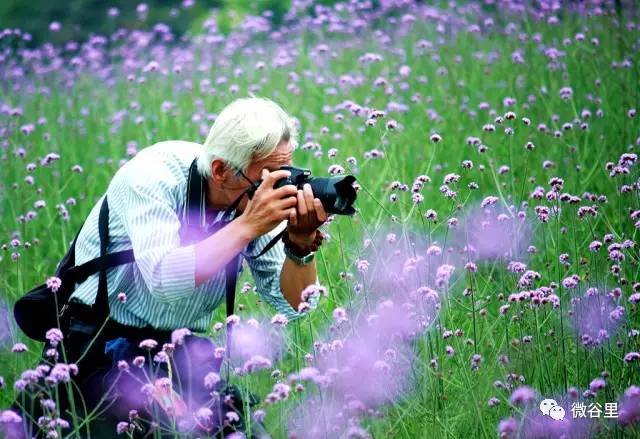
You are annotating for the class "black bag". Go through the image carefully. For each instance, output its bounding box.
[13,228,79,342]
[13,197,135,342]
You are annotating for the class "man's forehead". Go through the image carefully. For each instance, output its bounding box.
[254,143,293,166]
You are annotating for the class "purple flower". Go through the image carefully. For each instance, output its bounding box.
[116,421,130,434]
[46,276,62,293]
[253,409,266,423]
[242,355,272,373]
[171,328,191,345]
[0,410,22,423]
[301,284,320,302]
[488,397,501,407]
[11,343,28,353]
[13,380,27,391]
[138,339,158,350]
[435,264,455,289]
[46,328,64,346]
[464,262,477,273]
[510,385,537,405]
[443,173,460,184]
[140,383,155,397]
[226,314,240,326]
[589,378,606,393]
[572,293,624,348]
[356,259,370,273]
[40,399,56,411]
[481,196,499,208]
[498,417,517,438]
[507,261,527,273]
[225,411,240,423]
[618,385,640,426]
[471,354,482,371]
[623,352,640,364]
[332,307,348,324]
[195,407,214,429]
[49,363,71,383]
[270,313,289,327]
[204,372,220,390]
[424,209,437,221]
[153,351,169,363]
[562,274,580,289]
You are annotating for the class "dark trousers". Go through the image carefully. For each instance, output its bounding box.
[11,303,249,439]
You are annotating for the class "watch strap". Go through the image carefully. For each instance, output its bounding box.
[284,245,315,266]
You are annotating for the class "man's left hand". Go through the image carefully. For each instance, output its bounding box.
[287,183,327,246]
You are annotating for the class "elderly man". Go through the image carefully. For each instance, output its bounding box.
[28,97,327,438]
[71,96,325,330]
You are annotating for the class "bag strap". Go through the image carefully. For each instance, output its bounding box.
[181,158,242,320]
[182,154,207,231]
[180,158,247,362]
[94,196,112,317]
[224,253,240,361]
[69,153,205,310]
[64,250,135,285]
[63,196,135,317]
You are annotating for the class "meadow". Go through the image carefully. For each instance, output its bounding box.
[0,0,639,438]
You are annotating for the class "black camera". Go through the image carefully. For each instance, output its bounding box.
[268,166,357,215]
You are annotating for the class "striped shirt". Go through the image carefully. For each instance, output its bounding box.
[70,140,316,331]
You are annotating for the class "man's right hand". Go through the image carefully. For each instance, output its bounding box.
[238,168,298,239]
[195,169,298,288]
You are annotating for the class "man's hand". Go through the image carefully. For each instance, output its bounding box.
[238,168,299,239]
[287,183,327,246]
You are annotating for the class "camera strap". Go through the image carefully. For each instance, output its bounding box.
[182,158,293,374]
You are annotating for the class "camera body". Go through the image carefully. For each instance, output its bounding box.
[272,165,313,189]
[269,165,357,215]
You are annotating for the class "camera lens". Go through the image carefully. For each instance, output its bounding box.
[308,175,357,215]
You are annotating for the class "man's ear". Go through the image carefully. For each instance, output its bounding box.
[211,159,229,184]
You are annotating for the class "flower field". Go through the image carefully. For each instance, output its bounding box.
[0,1,639,438]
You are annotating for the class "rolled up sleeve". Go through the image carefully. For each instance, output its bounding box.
[246,221,320,322]
[109,161,196,304]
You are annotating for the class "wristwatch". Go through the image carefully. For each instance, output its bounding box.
[282,230,323,266]
[283,245,315,266]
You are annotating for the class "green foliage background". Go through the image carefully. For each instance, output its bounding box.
[0,1,639,438]
[0,0,305,46]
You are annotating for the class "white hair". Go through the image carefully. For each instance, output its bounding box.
[197,96,299,178]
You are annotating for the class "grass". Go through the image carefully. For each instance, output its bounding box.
[0,1,639,438]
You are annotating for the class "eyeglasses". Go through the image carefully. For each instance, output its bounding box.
[229,165,261,199]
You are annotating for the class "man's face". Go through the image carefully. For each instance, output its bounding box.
[222,140,294,212]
